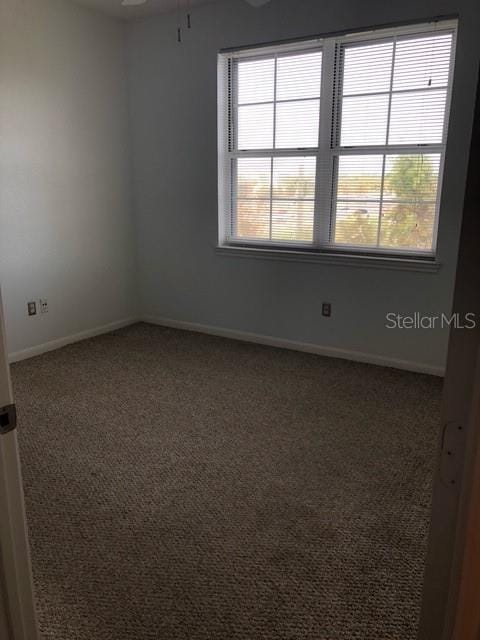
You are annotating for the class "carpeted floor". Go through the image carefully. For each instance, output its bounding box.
[11,322,442,640]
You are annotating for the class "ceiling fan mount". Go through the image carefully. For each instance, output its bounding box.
[121,0,273,6]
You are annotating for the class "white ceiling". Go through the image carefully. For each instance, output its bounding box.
[70,0,220,20]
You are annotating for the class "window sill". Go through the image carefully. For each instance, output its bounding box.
[215,245,442,272]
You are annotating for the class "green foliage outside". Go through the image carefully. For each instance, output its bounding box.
[237,155,437,249]
[335,155,437,249]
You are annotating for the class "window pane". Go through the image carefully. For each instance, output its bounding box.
[336,155,383,200]
[393,34,453,91]
[237,103,274,150]
[237,58,275,104]
[384,154,441,201]
[340,94,389,146]
[237,158,271,199]
[379,202,435,250]
[334,201,380,246]
[271,200,314,242]
[272,157,316,199]
[342,42,393,95]
[333,154,439,251]
[236,200,270,239]
[389,90,447,144]
[276,51,322,100]
[225,27,455,255]
[275,99,320,148]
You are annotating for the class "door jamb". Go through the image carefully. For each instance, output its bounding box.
[419,65,480,640]
[0,290,39,640]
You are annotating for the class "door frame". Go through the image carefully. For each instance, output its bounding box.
[419,66,480,640]
[0,289,39,640]
[452,356,480,640]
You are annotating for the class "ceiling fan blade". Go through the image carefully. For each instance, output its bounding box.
[245,0,272,7]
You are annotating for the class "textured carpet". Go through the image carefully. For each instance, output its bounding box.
[11,322,441,640]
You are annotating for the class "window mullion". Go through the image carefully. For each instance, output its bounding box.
[232,148,320,158]
[231,60,239,242]
[377,36,397,247]
[314,39,336,248]
[270,56,278,241]
[376,156,387,248]
[331,144,443,156]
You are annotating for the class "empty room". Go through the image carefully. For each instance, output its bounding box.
[0,0,479,639]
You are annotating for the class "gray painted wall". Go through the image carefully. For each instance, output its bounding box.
[0,0,137,356]
[127,0,479,373]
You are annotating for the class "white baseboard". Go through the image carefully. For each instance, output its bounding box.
[8,313,445,376]
[143,315,445,377]
[9,317,138,364]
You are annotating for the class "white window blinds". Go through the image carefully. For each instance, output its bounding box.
[229,48,322,244]
[218,21,457,258]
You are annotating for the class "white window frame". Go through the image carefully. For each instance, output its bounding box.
[217,19,457,265]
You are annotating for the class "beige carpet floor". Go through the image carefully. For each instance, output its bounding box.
[11,322,442,639]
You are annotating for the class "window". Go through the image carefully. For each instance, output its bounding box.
[217,21,457,260]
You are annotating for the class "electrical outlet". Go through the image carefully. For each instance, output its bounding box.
[39,299,49,314]
[27,301,37,317]
[322,302,332,318]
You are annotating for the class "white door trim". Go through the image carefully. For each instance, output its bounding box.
[0,290,39,640]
